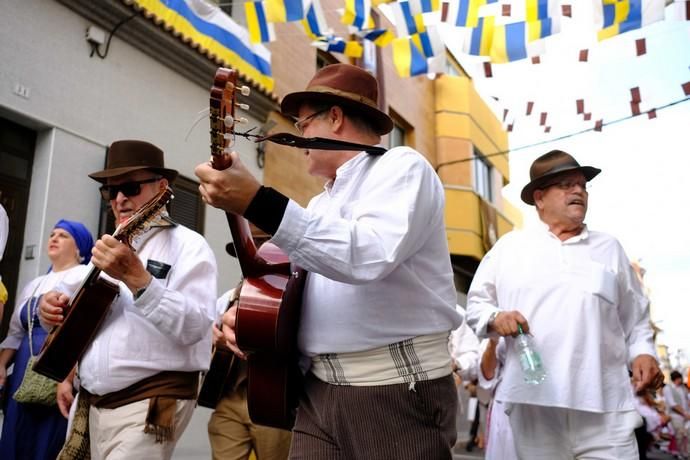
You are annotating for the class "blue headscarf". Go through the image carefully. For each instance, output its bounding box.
[54,219,94,265]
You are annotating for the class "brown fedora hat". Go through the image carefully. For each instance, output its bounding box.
[89,140,178,183]
[521,150,601,205]
[280,63,394,135]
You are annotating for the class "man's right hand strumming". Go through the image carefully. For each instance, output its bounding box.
[221,305,247,360]
[39,290,70,327]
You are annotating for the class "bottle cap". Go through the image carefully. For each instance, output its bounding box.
[517,324,524,335]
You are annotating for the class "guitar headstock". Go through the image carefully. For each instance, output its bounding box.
[113,183,174,245]
[210,67,251,171]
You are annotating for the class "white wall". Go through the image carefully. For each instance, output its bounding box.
[1,0,263,299]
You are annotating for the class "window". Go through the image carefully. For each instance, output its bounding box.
[387,109,412,149]
[473,149,493,202]
[169,176,205,234]
[389,124,405,148]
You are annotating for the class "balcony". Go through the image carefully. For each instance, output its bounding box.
[444,186,514,261]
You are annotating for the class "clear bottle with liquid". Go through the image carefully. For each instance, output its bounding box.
[516,324,546,384]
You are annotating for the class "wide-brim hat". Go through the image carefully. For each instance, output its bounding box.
[280,64,394,136]
[521,150,601,205]
[88,140,178,183]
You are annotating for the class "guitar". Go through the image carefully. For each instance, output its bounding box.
[33,184,173,382]
[198,287,240,409]
[206,67,305,429]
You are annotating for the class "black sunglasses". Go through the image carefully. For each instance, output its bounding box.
[99,177,161,201]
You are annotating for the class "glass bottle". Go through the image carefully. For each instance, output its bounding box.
[516,324,546,384]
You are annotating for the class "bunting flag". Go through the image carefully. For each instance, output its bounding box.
[392,37,429,76]
[342,0,373,30]
[264,0,305,22]
[361,28,395,46]
[132,0,273,90]
[490,18,557,62]
[302,0,332,39]
[408,0,441,14]
[666,0,690,20]
[441,0,489,27]
[246,1,276,43]
[461,15,495,56]
[313,37,364,57]
[411,26,445,57]
[390,1,427,36]
[493,0,561,24]
[597,0,665,41]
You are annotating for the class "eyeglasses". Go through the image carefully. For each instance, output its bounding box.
[541,178,588,191]
[293,109,328,134]
[99,177,161,201]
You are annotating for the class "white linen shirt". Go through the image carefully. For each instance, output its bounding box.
[271,147,462,357]
[1,265,90,350]
[466,222,655,413]
[450,306,480,381]
[76,224,217,395]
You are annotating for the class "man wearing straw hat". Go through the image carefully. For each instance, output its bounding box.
[40,140,217,459]
[466,150,661,459]
[196,63,463,459]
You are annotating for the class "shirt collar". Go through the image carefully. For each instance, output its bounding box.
[324,150,369,192]
[533,219,589,243]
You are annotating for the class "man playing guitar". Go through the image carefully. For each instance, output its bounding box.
[40,140,217,459]
[196,64,463,459]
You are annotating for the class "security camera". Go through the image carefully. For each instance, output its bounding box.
[86,26,106,46]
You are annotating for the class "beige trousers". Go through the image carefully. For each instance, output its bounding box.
[208,386,292,460]
[88,398,196,460]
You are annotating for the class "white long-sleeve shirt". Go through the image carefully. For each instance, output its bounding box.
[466,222,655,413]
[271,147,462,357]
[77,224,217,395]
[450,307,479,382]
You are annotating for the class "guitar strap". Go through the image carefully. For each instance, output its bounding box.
[257,132,387,156]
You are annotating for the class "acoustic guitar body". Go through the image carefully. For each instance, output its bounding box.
[33,276,119,382]
[235,243,306,429]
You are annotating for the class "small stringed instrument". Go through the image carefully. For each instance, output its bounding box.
[33,184,173,382]
[204,67,305,429]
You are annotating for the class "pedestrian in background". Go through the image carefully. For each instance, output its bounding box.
[0,219,93,459]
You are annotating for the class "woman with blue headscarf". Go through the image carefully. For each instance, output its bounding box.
[0,219,93,459]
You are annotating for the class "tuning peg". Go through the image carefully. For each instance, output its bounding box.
[239,86,251,96]
[236,103,249,110]
[224,115,234,127]
[237,117,248,124]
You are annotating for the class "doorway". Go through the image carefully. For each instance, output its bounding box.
[0,117,36,340]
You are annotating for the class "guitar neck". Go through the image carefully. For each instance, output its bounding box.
[225,212,289,278]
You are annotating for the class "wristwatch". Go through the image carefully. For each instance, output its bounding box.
[487,311,501,330]
[133,278,152,300]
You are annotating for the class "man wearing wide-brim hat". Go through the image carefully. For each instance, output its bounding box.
[39,139,217,458]
[466,150,661,459]
[196,63,462,458]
